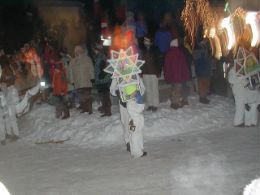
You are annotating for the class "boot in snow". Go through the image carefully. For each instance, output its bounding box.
[141,151,148,157]
[0,140,6,145]
[126,142,130,152]
[10,135,19,142]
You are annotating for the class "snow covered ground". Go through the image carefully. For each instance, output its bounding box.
[20,95,234,148]
[0,95,259,195]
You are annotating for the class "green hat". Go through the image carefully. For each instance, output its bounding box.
[123,84,137,95]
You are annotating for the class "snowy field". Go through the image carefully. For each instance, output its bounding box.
[0,95,259,195]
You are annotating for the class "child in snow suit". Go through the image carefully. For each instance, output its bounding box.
[52,61,70,119]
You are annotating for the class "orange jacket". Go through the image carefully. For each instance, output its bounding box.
[52,62,68,96]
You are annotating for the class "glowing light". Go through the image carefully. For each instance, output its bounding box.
[104,47,145,102]
[0,182,11,195]
[221,16,235,50]
[40,81,46,87]
[209,27,216,38]
[245,12,259,47]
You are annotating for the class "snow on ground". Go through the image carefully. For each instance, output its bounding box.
[244,178,260,195]
[19,95,234,148]
[0,94,259,195]
[0,125,258,195]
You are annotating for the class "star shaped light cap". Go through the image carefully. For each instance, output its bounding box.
[104,46,145,78]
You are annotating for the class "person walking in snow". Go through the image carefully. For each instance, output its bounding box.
[110,79,147,158]
[228,65,260,127]
[52,59,70,119]
[70,45,94,114]
[164,39,190,109]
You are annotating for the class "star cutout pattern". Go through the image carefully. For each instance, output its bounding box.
[104,46,145,102]
[234,47,260,88]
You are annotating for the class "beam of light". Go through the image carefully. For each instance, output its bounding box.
[245,12,259,47]
[221,16,236,50]
[0,182,11,195]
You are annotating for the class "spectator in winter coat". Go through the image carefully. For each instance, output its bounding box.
[228,65,260,127]
[164,39,190,109]
[135,12,148,47]
[70,45,94,114]
[93,44,112,117]
[52,60,70,119]
[141,37,160,111]
[193,38,211,104]
[154,26,172,75]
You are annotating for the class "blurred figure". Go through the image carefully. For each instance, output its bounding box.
[1,83,19,141]
[141,37,160,111]
[164,39,190,109]
[228,65,260,127]
[52,59,70,119]
[93,43,112,117]
[70,45,94,114]
[0,88,7,145]
[135,11,148,47]
[154,23,172,75]
[193,38,211,104]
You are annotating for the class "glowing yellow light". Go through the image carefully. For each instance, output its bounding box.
[221,16,235,50]
[209,27,216,38]
[245,12,259,47]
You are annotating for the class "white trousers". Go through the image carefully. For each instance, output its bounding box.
[0,113,5,141]
[5,105,19,137]
[127,101,145,158]
[119,104,130,144]
[143,74,159,107]
[232,86,259,126]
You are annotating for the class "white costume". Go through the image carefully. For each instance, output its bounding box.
[2,85,19,137]
[0,91,7,143]
[228,67,260,126]
[127,100,145,158]
[0,82,40,141]
[110,78,146,157]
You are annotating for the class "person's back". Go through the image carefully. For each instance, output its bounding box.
[164,43,189,84]
[154,28,172,54]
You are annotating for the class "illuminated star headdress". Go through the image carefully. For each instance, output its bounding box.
[104,46,145,102]
[234,47,260,88]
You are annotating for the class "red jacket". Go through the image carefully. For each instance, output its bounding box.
[52,62,68,96]
[164,47,190,84]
